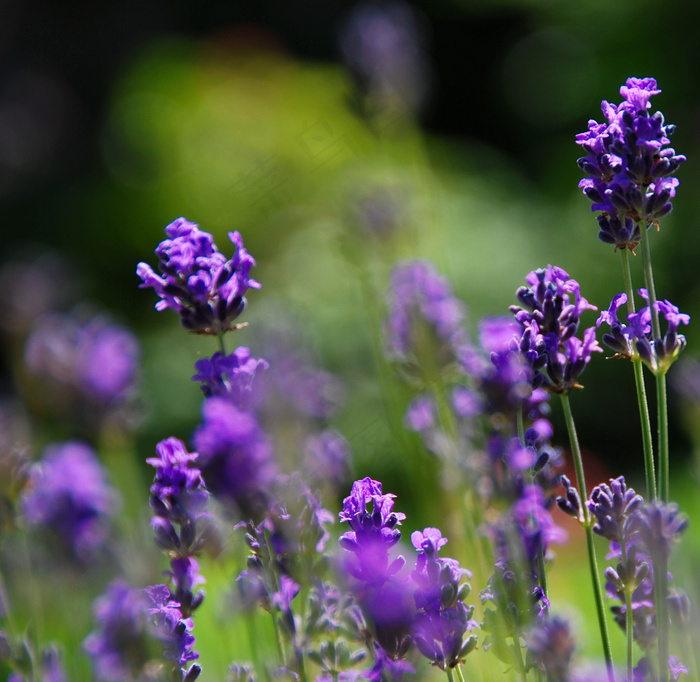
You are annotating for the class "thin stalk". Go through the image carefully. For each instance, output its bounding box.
[639,219,661,340]
[560,394,615,682]
[446,668,456,682]
[638,222,671,503]
[454,664,467,682]
[218,332,228,356]
[625,593,633,682]
[620,248,657,499]
[656,371,670,503]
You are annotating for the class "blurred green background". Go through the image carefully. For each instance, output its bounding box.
[2,0,700,677]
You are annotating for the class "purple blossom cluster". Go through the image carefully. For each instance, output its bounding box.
[511,265,601,393]
[597,290,690,373]
[576,77,686,250]
[137,217,260,334]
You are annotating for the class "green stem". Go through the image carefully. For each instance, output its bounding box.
[560,394,615,682]
[454,664,467,682]
[218,332,228,356]
[620,249,657,499]
[639,217,661,340]
[656,371,670,503]
[634,359,657,500]
[446,668,456,682]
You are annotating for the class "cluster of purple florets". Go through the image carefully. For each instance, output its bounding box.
[510,264,601,393]
[576,77,686,251]
[137,217,260,334]
[597,290,690,374]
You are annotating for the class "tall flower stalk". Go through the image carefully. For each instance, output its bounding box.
[576,77,687,502]
[511,265,614,680]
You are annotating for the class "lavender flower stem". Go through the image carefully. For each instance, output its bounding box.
[217,332,228,356]
[639,217,671,502]
[454,664,467,682]
[620,248,657,499]
[560,394,615,682]
[656,371,670,503]
[639,217,662,341]
[446,668,456,682]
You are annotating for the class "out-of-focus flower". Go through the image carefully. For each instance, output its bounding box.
[137,217,259,334]
[386,260,467,362]
[24,312,140,404]
[192,348,268,407]
[22,441,119,560]
[83,581,150,681]
[193,397,276,520]
[340,1,431,120]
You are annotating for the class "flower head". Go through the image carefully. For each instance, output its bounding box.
[577,77,686,250]
[137,218,260,334]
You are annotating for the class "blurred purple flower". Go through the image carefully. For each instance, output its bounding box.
[340,1,431,118]
[385,261,467,362]
[22,441,118,560]
[193,397,277,520]
[24,312,140,404]
[83,581,150,681]
[192,347,268,407]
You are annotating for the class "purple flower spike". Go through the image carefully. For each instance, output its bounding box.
[137,218,260,334]
[577,77,686,250]
[511,267,600,392]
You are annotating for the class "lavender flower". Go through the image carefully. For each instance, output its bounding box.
[597,290,690,372]
[137,217,260,334]
[410,528,477,670]
[385,261,467,362]
[193,397,276,520]
[577,77,686,250]
[22,441,119,560]
[24,312,140,404]
[302,429,351,489]
[511,266,601,393]
[340,1,431,119]
[83,581,150,681]
[145,583,200,677]
[338,477,406,586]
[526,616,576,682]
[148,437,209,616]
[192,347,268,406]
[338,479,415,661]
